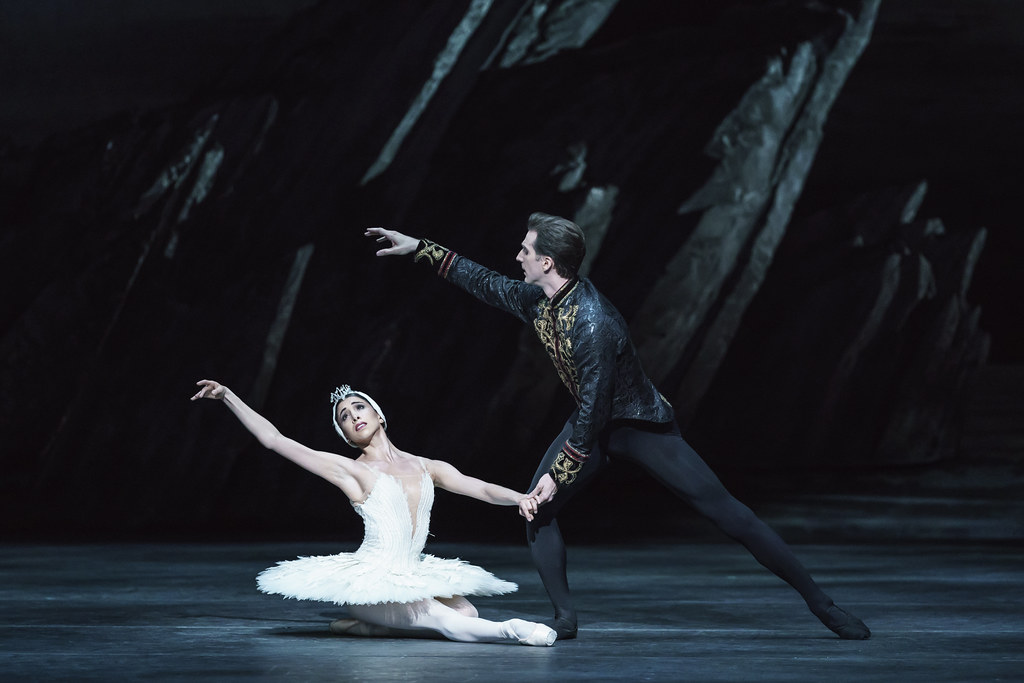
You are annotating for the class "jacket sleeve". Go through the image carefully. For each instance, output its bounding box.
[413,239,540,323]
[549,318,618,487]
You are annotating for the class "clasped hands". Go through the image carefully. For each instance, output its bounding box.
[517,474,558,521]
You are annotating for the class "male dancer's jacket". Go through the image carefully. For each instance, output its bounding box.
[415,240,674,486]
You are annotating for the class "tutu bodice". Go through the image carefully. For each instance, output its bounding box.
[352,471,433,571]
[256,461,517,606]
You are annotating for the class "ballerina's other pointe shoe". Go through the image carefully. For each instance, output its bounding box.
[508,618,557,646]
[330,618,391,637]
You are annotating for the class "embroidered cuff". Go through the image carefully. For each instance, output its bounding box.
[414,239,456,277]
[550,452,582,486]
[549,443,589,486]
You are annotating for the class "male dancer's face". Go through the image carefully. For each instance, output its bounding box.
[516,230,547,285]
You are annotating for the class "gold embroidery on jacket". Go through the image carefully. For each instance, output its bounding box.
[414,240,448,266]
[533,301,580,403]
[551,452,583,486]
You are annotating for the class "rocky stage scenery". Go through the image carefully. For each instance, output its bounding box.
[1,0,1020,539]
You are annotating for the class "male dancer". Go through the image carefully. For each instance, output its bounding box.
[365,213,870,641]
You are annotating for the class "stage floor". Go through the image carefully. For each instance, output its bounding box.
[2,540,1022,681]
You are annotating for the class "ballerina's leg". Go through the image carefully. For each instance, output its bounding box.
[330,595,476,638]
[347,599,554,645]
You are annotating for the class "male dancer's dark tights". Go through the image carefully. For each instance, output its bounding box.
[527,418,835,633]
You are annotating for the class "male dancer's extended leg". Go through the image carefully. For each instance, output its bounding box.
[526,418,604,639]
[608,421,870,640]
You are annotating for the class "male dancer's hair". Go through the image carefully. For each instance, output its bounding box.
[527,212,586,279]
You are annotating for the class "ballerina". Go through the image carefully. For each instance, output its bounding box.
[191,379,556,646]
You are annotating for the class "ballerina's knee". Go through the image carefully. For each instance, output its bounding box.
[437,595,478,618]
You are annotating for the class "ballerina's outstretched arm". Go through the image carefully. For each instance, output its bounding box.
[191,379,370,502]
[423,458,539,521]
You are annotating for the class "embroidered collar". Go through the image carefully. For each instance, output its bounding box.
[548,277,579,308]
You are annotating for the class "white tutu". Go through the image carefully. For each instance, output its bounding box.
[257,470,517,605]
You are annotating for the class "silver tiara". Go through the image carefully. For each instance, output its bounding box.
[330,385,353,405]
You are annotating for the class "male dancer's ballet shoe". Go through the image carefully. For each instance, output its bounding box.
[542,616,578,640]
[818,605,871,640]
[506,619,557,646]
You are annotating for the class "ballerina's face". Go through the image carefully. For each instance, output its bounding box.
[335,396,384,444]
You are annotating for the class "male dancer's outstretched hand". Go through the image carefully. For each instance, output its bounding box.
[528,474,558,506]
[192,379,227,401]
[365,227,418,256]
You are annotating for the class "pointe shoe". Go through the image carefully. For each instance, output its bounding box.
[819,605,871,640]
[508,619,557,646]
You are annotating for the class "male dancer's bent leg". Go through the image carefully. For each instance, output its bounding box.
[607,420,869,640]
[526,418,604,639]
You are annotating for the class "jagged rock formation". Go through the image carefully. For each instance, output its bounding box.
[632,2,879,419]
[0,0,987,537]
[692,181,989,470]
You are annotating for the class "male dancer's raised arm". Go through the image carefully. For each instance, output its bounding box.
[368,227,543,323]
[365,225,613,502]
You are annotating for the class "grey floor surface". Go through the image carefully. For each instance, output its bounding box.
[2,538,1022,682]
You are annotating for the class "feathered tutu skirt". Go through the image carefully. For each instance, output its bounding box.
[256,550,518,606]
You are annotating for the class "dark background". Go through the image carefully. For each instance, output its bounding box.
[1,0,1020,543]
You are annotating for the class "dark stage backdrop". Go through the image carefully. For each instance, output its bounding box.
[1,0,1020,541]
